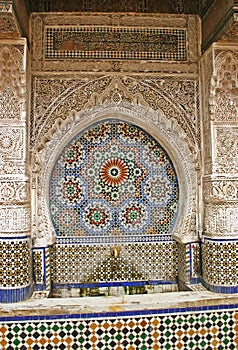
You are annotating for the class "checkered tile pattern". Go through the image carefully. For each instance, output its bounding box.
[33,249,44,284]
[0,238,31,288]
[202,239,238,286]
[0,309,237,349]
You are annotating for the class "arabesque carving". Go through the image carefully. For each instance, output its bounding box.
[202,48,238,240]
[31,75,199,152]
[214,127,238,174]
[210,50,238,122]
[204,203,238,237]
[0,205,31,233]
[0,180,29,203]
[204,179,238,202]
[0,126,25,160]
[0,44,25,95]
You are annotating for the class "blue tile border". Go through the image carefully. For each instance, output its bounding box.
[202,279,238,294]
[0,285,33,303]
[203,236,238,243]
[52,279,178,289]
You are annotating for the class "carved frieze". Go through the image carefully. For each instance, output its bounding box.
[30,13,199,73]
[0,180,29,203]
[0,205,31,233]
[204,203,238,237]
[203,178,238,202]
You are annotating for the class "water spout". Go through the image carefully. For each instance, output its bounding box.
[111,246,121,258]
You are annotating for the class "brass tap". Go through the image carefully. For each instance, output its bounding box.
[111,246,121,258]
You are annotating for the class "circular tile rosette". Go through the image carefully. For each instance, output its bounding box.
[49,120,179,237]
[118,199,150,233]
[80,199,114,234]
[52,174,87,209]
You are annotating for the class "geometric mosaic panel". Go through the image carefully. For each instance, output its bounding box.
[51,241,178,284]
[191,243,201,279]
[202,239,238,286]
[0,309,237,349]
[0,238,31,288]
[33,249,44,284]
[50,120,179,238]
[45,27,187,61]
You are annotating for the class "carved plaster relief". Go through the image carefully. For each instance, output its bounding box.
[31,75,200,153]
[0,205,31,234]
[210,50,238,122]
[214,126,238,174]
[0,44,25,93]
[202,48,238,239]
[204,204,238,237]
[0,126,25,160]
[0,180,29,203]
[204,179,238,202]
[0,2,22,38]
[0,43,26,121]
[0,87,21,119]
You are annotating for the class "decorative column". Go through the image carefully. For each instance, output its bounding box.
[177,242,201,290]
[0,39,32,302]
[201,45,238,293]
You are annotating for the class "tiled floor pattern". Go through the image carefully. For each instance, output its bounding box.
[0,309,237,349]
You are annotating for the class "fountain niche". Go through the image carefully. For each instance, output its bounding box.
[49,119,179,297]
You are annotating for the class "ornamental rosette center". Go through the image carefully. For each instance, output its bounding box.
[100,158,129,187]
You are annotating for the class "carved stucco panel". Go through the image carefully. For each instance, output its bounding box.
[204,178,238,202]
[0,43,27,121]
[213,126,238,174]
[0,44,26,94]
[0,180,29,203]
[202,48,238,239]
[30,76,91,146]
[0,87,21,119]
[0,205,31,234]
[210,50,238,122]
[200,47,214,175]
[0,126,25,160]
[31,75,199,152]
[204,203,238,237]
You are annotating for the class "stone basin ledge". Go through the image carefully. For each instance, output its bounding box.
[0,291,237,317]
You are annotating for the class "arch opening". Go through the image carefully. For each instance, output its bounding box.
[49,119,181,297]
